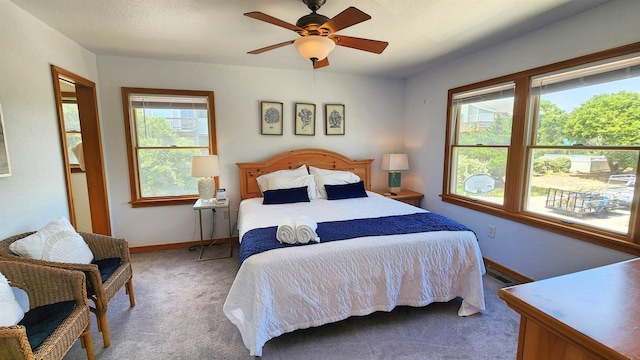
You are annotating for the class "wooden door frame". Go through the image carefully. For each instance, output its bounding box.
[51,65,111,235]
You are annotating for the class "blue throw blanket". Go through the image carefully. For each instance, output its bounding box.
[239,212,471,264]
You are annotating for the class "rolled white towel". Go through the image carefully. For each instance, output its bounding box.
[295,215,320,244]
[276,217,296,244]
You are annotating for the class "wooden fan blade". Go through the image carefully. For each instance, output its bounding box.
[313,57,330,69]
[248,40,295,54]
[332,35,388,54]
[321,7,370,33]
[244,11,304,32]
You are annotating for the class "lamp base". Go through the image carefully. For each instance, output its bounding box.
[198,177,216,202]
[387,172,402,195]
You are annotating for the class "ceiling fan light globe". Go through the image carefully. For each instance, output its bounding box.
[294,35,335,62]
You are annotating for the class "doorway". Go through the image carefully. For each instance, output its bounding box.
[51,65,111,235]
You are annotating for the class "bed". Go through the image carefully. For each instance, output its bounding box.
[223,148,485,356]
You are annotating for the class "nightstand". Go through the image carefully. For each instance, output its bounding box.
[192,199,232,261]
[374,189,424,207]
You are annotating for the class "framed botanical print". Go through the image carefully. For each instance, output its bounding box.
[325,104,345,135]
[295,103,315,136]
[261,101,283,135]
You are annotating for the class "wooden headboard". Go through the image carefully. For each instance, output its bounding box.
[237,148,374,200]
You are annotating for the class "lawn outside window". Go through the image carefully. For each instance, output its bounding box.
[442,42,640,255]
[122,88,217,207]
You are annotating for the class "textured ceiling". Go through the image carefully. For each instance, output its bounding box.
[10,0,612,78]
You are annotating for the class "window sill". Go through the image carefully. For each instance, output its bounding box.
[129,196,199,208]
[441,194,640,256]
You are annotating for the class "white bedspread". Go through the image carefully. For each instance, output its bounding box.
[224,192,485,356]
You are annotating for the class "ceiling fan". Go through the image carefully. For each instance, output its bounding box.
[244,0,388,69]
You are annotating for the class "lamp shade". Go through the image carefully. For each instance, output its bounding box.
[381,154,409,171]
[294,35,336,62]
[190,155,220,177]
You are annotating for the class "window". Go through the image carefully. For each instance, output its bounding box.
[525,57,640,236]
[443,43,640,254]
[122,88,217,207]
[449,82,515,205]
[59,90,84,172]
[63,100,82,169]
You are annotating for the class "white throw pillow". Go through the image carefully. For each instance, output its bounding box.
[268,174,317,200]
[256,164,308,194]
[9,217,94,264]
[0,272,25,326]
[12,287,29,313]
[309,166,361,199]
[42,229,94,264]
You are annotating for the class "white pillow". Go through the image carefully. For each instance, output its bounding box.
[9,217,94,264]
[309,166,361,199]
[12,287,29,313]
[256,164,308,194]
[268,174,317,200]
[0,272,25,326]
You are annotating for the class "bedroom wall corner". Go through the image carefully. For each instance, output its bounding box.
[0,0,99,239]
[402,0,640,279]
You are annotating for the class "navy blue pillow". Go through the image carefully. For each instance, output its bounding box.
[263,186,310,205]
[325,181,368,200]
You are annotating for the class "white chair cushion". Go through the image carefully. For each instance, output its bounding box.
[12,287,29,313]
[9,218,94,264]
[0,272,25,326]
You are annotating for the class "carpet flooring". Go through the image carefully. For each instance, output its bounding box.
[63,245,520,360]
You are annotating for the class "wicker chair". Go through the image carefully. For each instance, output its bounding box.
[0,232,135,348]
[0,260,95,360]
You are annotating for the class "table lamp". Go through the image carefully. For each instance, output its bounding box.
[381,153,409,195]
[191,155,220,203]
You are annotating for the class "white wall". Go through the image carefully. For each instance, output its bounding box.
[404,0,639,280]
[96,56,406,247]
[0,0,98,239]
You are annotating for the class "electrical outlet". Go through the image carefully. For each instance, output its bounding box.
[224,210,229,219]
[488,225,496,238]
